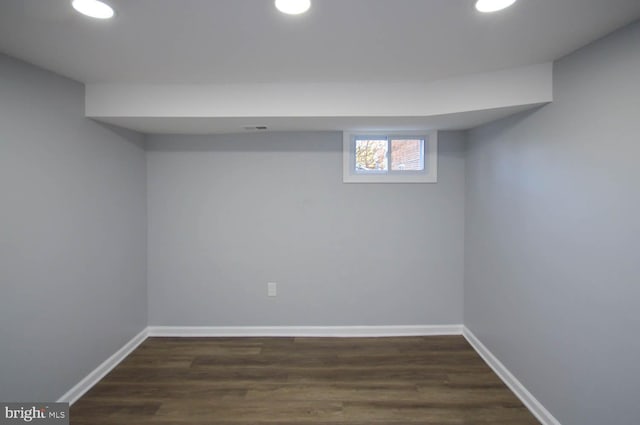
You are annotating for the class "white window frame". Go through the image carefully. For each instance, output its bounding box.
[343,130,438,183]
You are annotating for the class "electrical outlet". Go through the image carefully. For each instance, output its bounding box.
[267,282,277,297]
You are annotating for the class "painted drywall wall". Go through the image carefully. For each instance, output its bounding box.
[147,131,465,326]
[465,22,640,425]
[0,54,147,401]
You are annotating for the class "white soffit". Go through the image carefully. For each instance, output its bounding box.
[86,63,552,134]
[92,105,543,135]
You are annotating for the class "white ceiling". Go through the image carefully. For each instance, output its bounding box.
[1,0,638,134]
[1,0,639,85]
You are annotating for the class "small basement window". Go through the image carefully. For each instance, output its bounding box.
[343,131,437,183]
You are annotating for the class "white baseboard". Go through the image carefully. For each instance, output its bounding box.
[147,324,463,338]
[462,327,562,425]
[57,328,149,406]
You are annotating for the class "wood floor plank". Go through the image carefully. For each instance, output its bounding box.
[101,366,290,384]
[81,383,248,401]
[155,400,344,422]
[70,336,540,425]
[343,402,539,423]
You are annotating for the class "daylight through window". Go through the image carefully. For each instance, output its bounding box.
[343,131,437,183]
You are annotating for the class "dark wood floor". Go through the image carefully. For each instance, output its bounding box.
[71,336,540,424]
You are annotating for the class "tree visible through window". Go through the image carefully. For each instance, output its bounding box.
[354,137,424,173]
[344,131,437,183]
[355,139,388,171]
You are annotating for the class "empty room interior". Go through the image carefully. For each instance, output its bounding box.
[1,1,639,424]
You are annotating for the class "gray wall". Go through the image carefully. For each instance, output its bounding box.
[0,55,147,401]
[465,22,640,425]
[147,131,465,326]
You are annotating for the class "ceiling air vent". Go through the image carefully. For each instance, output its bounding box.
[243,126,268,131]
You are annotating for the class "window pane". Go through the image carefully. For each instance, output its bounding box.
[391,139,424,171]
[355,139,388,171]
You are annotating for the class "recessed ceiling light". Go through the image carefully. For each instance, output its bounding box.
[475,0,517,13]
[275,0,311,15]
[72,0,115,19]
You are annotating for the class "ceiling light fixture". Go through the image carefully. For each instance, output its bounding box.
[71,0,115,19]
[275,0,311,15]
[475,0,517,13]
